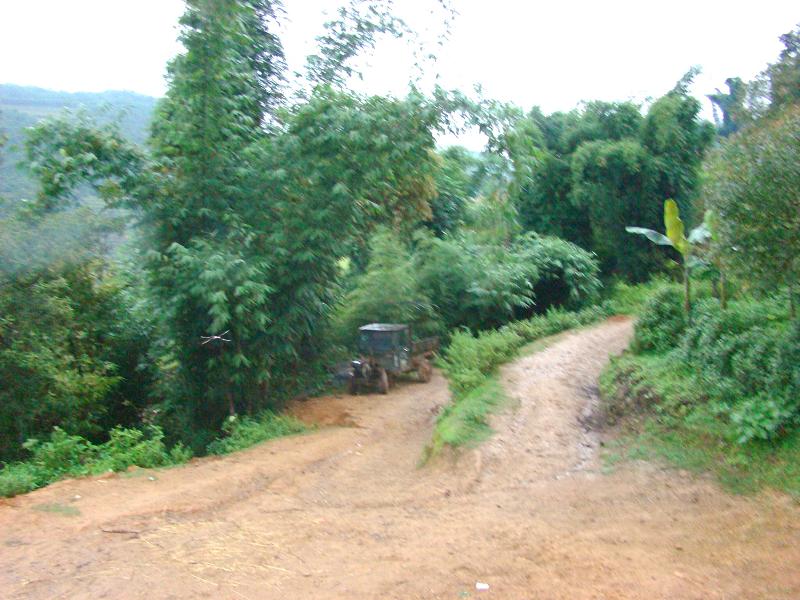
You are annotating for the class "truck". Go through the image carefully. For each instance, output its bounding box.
[348,323,438,394]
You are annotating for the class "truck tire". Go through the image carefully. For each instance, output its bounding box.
[377,368,389,394]
[417,360,432,383]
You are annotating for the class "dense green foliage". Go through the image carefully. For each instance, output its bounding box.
[505,81,714,281]
[625,289,800,443]
[333,212,601,344]
[206,412,307,455]
[599,32,800,489]
[415,231,601,330]
[12,2,443,447]
[0,84,155,201]
[0,426,192,498]
[0,0,448,467]
[3,3,796,499]
[426,147,475,236]
[332,229,441,346]
[702,105,800,311]
[0,209,154,461]
[601,355,800,496]
[0,406,309,498]
[602,280,800,494]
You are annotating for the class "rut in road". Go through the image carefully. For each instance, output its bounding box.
[1,317,799,599]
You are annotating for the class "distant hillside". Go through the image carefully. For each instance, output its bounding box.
[0,84,157,200]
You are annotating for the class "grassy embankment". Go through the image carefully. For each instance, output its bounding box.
[599,281,800,496]
[426,304,613,458]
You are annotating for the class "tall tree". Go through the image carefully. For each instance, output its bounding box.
[707,77,748,136]
[426,146,480,237]
[703,105,800,316]
[766,24,800,113]
[506,78,713,281]
[143,0,286,426]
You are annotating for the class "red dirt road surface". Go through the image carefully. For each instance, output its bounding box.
[1,318,799,599]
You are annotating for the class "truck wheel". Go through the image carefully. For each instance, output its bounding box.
[377,368,389,394]
[418,360,432,383]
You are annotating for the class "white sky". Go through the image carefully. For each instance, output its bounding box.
[1,1,798,147]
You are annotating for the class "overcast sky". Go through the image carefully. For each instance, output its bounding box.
[1,1,797,146]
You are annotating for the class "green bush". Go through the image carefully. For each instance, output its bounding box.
[440,328,522,397]
[206,411,308,455]
[0,425,193,498]
[503,305,610,344]
[23,427,96,480]
[414,231,602,332]
[331,228,441,347]
[0,214,157,463]
[730,395,795,443]
[0,462,41,498]
[416,233,535,331]
[621,292,800,444]
[93,426,188,472]
[606,278,669,315]
[513,233,602,311]
[0,408,311,498]
[601,343,800,495]
[633,286,687,353]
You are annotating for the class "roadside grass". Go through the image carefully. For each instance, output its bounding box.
[206,411,308,455]
[600,351,800,497]
[517,329,570,357]
[425,304,613,460]
[425,377,507,460]
[0,411,308,499]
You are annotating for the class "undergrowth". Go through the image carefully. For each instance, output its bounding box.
[0,411,307,498]
[601,353,800,496]
[206,412,308,455]
[600,285,800,496]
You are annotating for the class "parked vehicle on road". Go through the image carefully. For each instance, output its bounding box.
[349,323,438,394]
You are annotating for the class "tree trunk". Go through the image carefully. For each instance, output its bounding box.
[720,270,727,310]
[791,280,796,320]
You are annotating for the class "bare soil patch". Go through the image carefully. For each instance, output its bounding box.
[2,317,798,599]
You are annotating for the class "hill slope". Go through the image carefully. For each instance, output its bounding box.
[0,84,157,200]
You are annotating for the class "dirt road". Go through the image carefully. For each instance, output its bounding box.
[2,318,799,599]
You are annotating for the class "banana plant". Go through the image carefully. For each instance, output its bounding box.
[626,199,710,317]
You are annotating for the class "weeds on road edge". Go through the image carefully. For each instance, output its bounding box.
[425,304,613,460]
[0,412,307,498]
[599,284,800,497]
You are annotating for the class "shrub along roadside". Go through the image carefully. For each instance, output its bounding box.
[0,411,307,498]
[0,425,190,498]
[599,288,800,496]
[206,412,308,455]
[600,352,800,496]
[426,305,612,459]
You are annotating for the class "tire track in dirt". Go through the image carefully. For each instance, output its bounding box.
[1,317,799,599]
